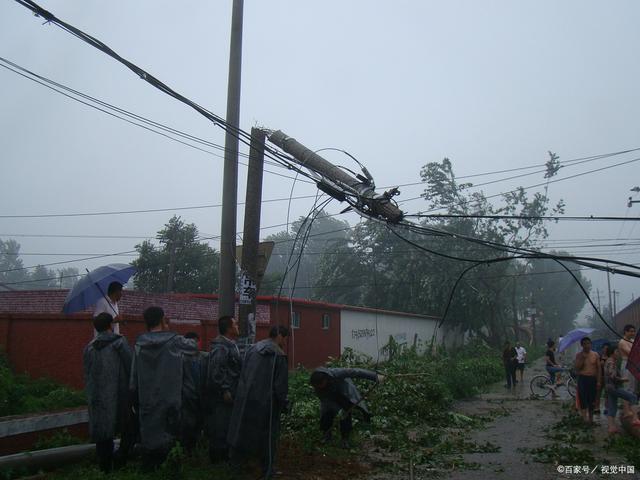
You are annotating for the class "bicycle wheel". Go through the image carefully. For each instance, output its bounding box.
[566,377,576,398]
[530,374,552,398]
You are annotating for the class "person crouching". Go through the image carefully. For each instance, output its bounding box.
[309,367,383,448]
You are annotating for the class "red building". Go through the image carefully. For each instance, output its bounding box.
[614,297,640,332]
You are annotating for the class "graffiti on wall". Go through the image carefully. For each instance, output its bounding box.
[351,328,376,340]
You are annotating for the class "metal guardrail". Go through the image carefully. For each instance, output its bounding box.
[0,408,88,438]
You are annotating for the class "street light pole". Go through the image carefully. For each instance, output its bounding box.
[218,0,244,318]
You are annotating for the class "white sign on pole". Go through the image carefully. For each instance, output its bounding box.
[239,271,256,305]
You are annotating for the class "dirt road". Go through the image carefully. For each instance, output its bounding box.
[439,360,630,480]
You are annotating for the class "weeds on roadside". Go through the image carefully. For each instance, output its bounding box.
[605,434,640,464]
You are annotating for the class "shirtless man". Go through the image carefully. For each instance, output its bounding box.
[575,337,601,424]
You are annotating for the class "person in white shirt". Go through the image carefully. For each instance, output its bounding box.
[515,341,527,383]
[93,282,123,334]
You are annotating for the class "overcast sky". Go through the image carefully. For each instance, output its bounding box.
[1,1,639,319]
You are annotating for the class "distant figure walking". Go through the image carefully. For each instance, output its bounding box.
[515,341,527,383]
[502,341,517,389]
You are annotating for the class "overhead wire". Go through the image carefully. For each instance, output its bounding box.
[0,56,315,186]
[8,0,639,340]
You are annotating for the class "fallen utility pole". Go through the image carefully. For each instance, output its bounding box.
[238,128,266,342]
[267,130,404,223]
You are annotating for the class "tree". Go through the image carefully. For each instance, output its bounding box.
[0,239,29,288]
[261,210,350,298]
[0,239,79,290]
[132,216,219,293]
[312,155,588,347]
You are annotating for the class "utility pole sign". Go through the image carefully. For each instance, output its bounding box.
[239,271,256,305]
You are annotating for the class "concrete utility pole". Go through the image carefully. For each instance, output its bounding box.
[613,290,619,317]
[268,130,404,223]
[607,267,614,321]
[218,0,244,318]
[238,128,266,341]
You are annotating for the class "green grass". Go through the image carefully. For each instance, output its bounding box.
[0,351,86,417]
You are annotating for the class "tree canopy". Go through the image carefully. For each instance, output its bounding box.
[0,238,79,290]
[263,156,590,346]
[132,216,219,293]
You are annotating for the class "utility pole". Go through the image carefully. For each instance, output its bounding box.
[612,290,619,317]
[238,128,266,342]
[607,267,614,322]
[267,130,404,223]
[218,0,244,318]
[166,236,176,293]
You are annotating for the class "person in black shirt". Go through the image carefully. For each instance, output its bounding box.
[502,341,518,389]
[545,340,563,397]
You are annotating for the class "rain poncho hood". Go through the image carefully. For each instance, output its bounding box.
[227,338,288,454]
[83,332,132,442]
[130,331,197,452]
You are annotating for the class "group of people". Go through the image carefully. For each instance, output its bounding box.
[83,282,382,478]
[545,325,639,434]
[501,340,527,389]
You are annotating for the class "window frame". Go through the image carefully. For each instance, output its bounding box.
[291,311,301,329]
[321,313,330,330]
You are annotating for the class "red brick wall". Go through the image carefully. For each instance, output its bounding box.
[0,291,343,389]
[0,314,92,390]
[270,300,341,369]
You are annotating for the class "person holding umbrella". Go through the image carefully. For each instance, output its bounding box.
[62,263,136,334]
[93,282,123,334]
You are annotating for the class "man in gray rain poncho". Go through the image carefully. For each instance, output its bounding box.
[205,315,242,463]
[310,367,383,447]
[130,306,198,469]
[228,326,289,479]
[83,312,133,473]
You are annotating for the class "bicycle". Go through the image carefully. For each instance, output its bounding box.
[530,367,576,398]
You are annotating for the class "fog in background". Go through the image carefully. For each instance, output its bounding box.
[1,1,639,321]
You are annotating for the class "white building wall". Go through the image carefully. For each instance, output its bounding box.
[340,309,438,361]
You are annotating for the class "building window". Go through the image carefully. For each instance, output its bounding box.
[292,311,301,329]
[322,313,330,330]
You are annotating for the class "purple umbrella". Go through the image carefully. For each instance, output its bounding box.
[62,263,136,314]
[557,327,595,353]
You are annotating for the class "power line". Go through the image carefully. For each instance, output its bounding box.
[405,214,640,222]
[11,0,321,189]
[4,53,640,222]
[0,193,322,219]
[0,56,315,186]
[401,155,640,211]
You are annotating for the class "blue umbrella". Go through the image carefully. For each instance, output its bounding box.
[557,327,595,353]
[62,263,136,314]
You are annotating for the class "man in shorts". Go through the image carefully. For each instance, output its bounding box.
[575,337,601,424]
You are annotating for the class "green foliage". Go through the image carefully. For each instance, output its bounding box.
[0,351,85,417]
[132,216,219,293]
[262,210,351,299]
[34,429,84,450]
[605,434,640,464]
[528,443,596,464]
[307,157,587,347]
[283,342,504,470]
